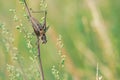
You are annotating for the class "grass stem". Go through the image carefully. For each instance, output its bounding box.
[37,37,44,80]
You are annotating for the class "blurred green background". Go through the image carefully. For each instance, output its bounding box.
[0,0,120,80]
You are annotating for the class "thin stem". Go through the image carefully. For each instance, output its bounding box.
[37,37,44,80]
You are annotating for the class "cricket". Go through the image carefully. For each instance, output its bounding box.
[23,0,48,44]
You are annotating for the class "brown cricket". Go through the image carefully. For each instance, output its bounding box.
[24,0,48,44]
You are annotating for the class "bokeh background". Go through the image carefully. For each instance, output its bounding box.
[0,0,120,80]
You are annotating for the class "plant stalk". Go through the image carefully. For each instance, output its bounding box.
[37,37,44,80]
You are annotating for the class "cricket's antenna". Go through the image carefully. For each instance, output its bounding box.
[24,0,32,17]
[30,8,45,13]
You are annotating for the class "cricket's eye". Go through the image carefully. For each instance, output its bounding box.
[40,28,42,31]
[43,34,45,36]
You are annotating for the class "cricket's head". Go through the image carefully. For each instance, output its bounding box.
[41,34,47,44]
[37,24,49,44]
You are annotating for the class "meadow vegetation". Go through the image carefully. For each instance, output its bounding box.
[0,0,120,80]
